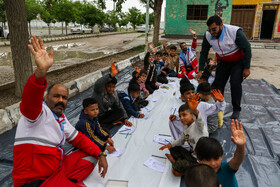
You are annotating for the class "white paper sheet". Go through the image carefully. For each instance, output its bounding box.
[144,157,166,173]
[118,126,136,134]
[105,149,125,157]
[153,135,173,144]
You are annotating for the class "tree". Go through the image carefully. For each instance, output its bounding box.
[140,0,163,44]
[40,0,57,35]
[118,12,129,30]
[82,2,105,28]
[0,0,7,29]
[53,0,75,35]
[3,0,33,97]
[25,0,42,36]
[105,10,118,30]
[97,0,126,12]
[128,7,143,30]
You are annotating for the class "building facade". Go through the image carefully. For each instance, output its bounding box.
[165,0,280,40]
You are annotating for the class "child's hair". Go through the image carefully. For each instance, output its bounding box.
[206,58,213,66]
[178,103,193,114]
[195,137,223,161]
[163,52,169,56]
[197,82,211,95]
[200,74,209,82]
[83,98,98,109]
[172,159,191,174]
[128,83,140,93]
[180,83,194,95]
[106,77,117,85]
[139,69,147,77]
[155,51,162,56]
[184,164,219,187]
[180,77,191,86]
[170,45,177,51]
[210,65,217,71]
[132,71,139,79]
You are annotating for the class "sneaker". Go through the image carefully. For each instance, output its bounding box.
[230,111,240,119]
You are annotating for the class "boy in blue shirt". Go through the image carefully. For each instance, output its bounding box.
[118,83,145,118]
[195,120,246,187]
[76,98,116,153]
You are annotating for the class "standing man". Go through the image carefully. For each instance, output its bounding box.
[197,15,251,119]
[13,36,108,186]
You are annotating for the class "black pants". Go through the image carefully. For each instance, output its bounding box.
[212,60,243,112]
[157,73,168,84]
[145,81,158,94]
[99,107,124,130]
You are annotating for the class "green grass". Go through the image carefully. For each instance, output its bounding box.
[132,45,145,52]
[137,33,152,38]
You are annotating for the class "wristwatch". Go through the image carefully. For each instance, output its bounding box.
[98,152,107,158]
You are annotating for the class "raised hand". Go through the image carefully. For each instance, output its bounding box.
[189,29,196,36]
[111,62,119,77]
[211,89,224,102]
[187,93,200,111]
[149,43,154,51]
[135,66,140,74]
[28,35,54,78]
[163,40,167,48]
[231,119,246,146]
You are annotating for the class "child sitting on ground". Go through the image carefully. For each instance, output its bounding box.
[162,41,179,74]
[160,96,208,176]
[92,62,132,130]
[162,52,178,77]
[144,44,159,94]
[169,83,225,150]
[195,119,246,187]
[154,51,168,84]
[118,83,145,118]
[76,98,116,153]
[129,69,150,108]
[197,82,219,133]
[184,164,220,187]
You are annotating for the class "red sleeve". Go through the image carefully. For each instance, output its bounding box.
[191,37,197,49]
[20,74,47,120]
[69,132,102,158]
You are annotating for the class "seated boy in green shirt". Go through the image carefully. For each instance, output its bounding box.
[195,120,246,187]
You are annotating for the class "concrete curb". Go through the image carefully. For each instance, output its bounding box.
[0,49,148,135]
[5,102,21,127]
[0,109,13,134]
[0,31,136,47]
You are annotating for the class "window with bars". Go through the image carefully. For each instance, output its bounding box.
[187,5,208,20]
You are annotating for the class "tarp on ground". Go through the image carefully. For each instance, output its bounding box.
[0,66,280,187]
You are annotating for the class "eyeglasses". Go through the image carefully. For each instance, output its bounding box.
[208,27,218,32]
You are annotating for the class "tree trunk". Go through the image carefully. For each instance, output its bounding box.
[29,21,31,36]
[48,23,51,35]
[65,23,68,35]
[61,22,64,34]
[3,0,33,97]
[152,0,163,45]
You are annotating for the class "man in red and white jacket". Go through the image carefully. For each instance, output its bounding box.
[178,29,198,79]
[12,36,108,187]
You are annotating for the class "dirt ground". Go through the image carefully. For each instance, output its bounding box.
[0,32,153,85]
[0,33,280,109]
